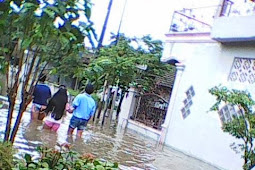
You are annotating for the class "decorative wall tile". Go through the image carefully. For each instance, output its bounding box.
[181,86,195,119]
[228,57,255,84]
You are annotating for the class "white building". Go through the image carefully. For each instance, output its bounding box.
[118,0,255,169]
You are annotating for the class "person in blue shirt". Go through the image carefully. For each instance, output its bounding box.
[67,83,96,137]
[31,74,52,120]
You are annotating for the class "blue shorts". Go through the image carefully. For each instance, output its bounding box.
[69,116,88,131]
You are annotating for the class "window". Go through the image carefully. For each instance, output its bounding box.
[218,105,243,123]
[181,86,195,119]
[228,57,255,84]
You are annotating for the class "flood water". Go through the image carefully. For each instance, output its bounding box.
[0,108,220,170]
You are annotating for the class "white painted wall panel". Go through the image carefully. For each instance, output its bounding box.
[163,42,255,170]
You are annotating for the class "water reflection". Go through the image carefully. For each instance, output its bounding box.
[0,109,219,170]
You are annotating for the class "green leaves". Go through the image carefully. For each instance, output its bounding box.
[15,146,119,170]
[85,7,91,19]
[24,153,32,163]
[0,142,15,169]
[44,9,55,18]
[0,0,96,144]
[209,85,255,170]
[86,34,173,92]
[21,38,33,49]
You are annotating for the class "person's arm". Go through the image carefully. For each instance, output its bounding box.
[66,105,76,113]
[67,95,80,113]
[88,104,96,120]
[44,99,55,115]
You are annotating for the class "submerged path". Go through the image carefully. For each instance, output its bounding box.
[0,108,220,170]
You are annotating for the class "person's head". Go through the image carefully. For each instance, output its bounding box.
[38,74,46,83]
[85,83,94,94]
[59,84,66,89]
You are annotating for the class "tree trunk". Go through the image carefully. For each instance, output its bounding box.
[109,87,118,122]
[4,98,15,141]
[8,47,43,142]
[101,87,111,126]
[116,90,125,119]
[97,79,108,119]
[4,44,24,142]
[74,77,79,90]
[9,101,26,142]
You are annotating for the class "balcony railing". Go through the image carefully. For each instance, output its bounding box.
[211,0,255,42]
[169,1,255,33]
[220,0,255,17]
[169,6,220,33]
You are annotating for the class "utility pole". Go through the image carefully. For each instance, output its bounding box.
[97,0,114,50]
[115,0,128,45]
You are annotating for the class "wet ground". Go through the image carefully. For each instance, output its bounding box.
[0,108,220,170]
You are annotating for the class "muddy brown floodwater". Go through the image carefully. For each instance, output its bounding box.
[0,108,220,170]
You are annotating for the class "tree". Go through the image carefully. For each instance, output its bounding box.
[84,34,173,119]
[0,0,95,142]
[209,86,255,170]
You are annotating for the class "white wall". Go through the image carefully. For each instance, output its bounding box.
[211,15,255,42]
[118,88,137,129]
[163,42,255,170]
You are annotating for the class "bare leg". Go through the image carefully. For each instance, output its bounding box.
[43,123,51,130]
[31,111,39,120]
[68,127,74,136]
[77,130,83,138]
[51,123,60,132]
[31,105,39,120]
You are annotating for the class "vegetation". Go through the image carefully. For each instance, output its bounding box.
[86,34,173,92]
[0,0,95,143]
[0,0,173,147]
[209,86,255,170]
[0,142,15,169]
[0,142,118,170]
[83,34,173,117]
[14,146,118,170]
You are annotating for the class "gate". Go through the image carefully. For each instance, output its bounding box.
[131,93,168,130]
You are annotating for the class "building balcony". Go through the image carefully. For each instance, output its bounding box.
[169,6,219,34]
[211,0,255,42]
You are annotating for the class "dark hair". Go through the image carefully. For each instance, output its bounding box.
[39,74,46,82]
[44,88,68,120]
[85,83,94,94]
[59,84,66,89]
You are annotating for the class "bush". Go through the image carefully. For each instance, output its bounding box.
[14,146,119,170]
[68,88,80,97]
[0,142,15,170]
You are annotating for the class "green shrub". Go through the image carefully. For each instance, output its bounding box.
[0,142,15,170]
[68,88,80,97]
[91,93,100,104]
[14,146,119,170]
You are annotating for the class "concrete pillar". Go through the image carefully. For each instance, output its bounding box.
[159,63,185,144]
[117,87,137,129]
